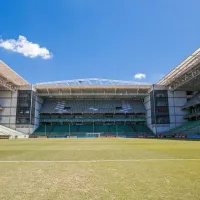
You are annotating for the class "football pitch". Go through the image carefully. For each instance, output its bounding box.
[0,139,200,200]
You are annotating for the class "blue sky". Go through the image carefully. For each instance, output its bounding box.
[0,0,200,84]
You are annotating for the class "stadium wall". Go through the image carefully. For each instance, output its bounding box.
[144,92,155,133]
[15,94,43,134]
[15,86,43,134]
[167,90,187,129]
[0,86,43,135]
[144,85,188,134]
[0,90,18,129]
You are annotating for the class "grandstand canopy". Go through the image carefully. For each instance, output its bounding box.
[35,78,151,99]
[0,60,29,91]
[157,48,200,91]
[35,78,149,86]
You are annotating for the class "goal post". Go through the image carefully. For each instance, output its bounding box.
[85,132,102,138]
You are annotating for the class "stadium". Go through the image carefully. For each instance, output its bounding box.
[0,48,200,139]
[2,1,200,198]
[0,49,200,200]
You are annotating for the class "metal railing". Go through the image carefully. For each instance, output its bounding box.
[33,131,152,137]
[40,117,146,123]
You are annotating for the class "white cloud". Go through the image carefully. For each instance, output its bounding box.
[0,35,52,59]
[134,73,146,80]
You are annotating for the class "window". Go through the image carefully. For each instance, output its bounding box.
[16,90,36,125]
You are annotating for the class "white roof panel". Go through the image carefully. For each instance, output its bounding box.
[0,60,29,86]
[35,78,150,87]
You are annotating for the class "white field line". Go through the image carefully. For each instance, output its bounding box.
[0,158,200,163]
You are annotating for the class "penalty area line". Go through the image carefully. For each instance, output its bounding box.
[0,158,200,163]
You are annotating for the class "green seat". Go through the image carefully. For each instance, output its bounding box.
[94,125,108,133]
[78,124,93,133]
[117,125,134,133]
[167,120,200,134]
[33,125,52,136]
[51,125,69,136]
[133,125,151,133]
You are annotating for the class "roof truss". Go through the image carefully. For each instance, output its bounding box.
[0,60,29,87]
[0,75,18,91]
[157,48,200,91]
[36,78,149,86]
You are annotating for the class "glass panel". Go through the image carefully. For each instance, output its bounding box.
[16,90,36,125]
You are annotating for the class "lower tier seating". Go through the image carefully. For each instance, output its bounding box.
[33,124,153,138]
[165,120,200,134]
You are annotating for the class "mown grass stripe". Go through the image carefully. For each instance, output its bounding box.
[0,158,200,163]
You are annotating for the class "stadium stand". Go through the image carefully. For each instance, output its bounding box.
[33,125,53,136]
[32,97,153,138]
[2,48,200,138]
[165,120,200,135]
[40,117,146,123]
[182,92,200,109]
[33,123,152,138]
[132,124,152,132]
[40,100,146,114]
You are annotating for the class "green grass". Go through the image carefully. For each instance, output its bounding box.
[0,138,200,200]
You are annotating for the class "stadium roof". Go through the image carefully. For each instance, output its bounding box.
[35,79,151,98]
[0,60,29,91]
[2,46,200,93]
[35,78,149,86]
[157,48,200,91]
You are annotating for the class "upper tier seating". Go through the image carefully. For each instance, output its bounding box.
[40,100,146,114]
[40,116,146,123]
